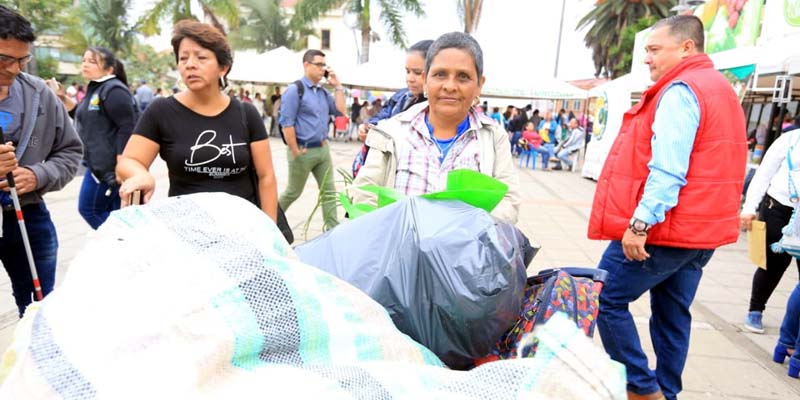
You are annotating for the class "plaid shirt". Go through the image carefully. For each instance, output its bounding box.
[394,109,482,196]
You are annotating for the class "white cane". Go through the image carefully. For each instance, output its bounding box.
[0,126,42,301]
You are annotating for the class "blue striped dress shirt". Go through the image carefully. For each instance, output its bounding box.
[632,82,701,226]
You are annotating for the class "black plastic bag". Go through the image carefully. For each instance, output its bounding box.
[295,197,531,369]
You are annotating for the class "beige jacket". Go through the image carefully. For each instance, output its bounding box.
[351,102,521,223]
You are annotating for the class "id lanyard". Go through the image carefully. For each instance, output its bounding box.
[788,134,800,203]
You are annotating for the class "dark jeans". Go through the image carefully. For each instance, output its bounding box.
[750,196,800,312]
[778,282,800,358]
[510,131,522,155]
[597,241,714,400]
[0,202,58,317]
[78,168,121,229]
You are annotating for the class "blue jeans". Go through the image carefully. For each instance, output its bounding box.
[0,202,58,317]
[533,145,553,169]
[557,149,575,168]
[78,168,120,229]
[778,282,800,358]
[510,131,522,155]
[597,241,714,400]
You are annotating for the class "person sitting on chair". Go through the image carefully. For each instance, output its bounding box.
[553,118,584,171]
[521,121,553,170]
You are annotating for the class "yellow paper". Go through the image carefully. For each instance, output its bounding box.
[748,220,767,270]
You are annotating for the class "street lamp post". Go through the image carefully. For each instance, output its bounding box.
[342,7,361,64]
[554,0,567,78]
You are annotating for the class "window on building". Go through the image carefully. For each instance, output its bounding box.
[321,29,331,50]
[573,100,582,110]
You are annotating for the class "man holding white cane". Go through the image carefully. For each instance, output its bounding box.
[0,5,81,317]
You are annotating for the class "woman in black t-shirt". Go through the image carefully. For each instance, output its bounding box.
[117,20,278,222]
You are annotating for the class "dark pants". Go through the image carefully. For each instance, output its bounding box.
[597,241,714,400]
[510,131,522,155]
[750,196,800,312]
[0,202,58,317]
[78,168,121,230]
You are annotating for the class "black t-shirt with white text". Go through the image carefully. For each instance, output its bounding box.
[133,97,268,203]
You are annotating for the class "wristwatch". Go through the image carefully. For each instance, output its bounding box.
[628,217,652,236]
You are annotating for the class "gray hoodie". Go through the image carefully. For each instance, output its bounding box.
[12,73,82,206]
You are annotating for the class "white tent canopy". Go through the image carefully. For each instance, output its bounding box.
[588,73,651,98]
[229,46,586,100]
[481,72,588,100]
[338,56,406,91]
[228,47,305,85]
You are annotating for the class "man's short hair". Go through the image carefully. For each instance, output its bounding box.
[303,49,325,64]
[652,15,705,53]
[0,5,36,43]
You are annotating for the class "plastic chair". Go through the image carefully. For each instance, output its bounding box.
[334,116,350,141]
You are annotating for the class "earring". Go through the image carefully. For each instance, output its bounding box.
[219,76,227,89]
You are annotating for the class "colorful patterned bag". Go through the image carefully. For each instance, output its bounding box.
[476,267,608,364]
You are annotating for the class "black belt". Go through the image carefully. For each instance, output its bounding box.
[297,139,324,148]
[2,203,15,211]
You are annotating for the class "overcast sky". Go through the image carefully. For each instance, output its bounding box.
[131,0,598,81]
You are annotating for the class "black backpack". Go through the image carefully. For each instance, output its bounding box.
[99,79,140,125]
[277,80,305,145]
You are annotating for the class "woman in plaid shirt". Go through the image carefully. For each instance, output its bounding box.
[350,32,520,223]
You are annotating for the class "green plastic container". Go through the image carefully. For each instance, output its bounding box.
[341,169,509,219]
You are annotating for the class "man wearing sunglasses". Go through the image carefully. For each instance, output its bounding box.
[278,49,346,230]
[0,5,82,317]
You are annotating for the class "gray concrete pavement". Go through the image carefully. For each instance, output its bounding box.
[1,138,799,398]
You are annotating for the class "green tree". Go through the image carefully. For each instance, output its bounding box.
[63,0,136,56]
[0,0,72,34]
[125,42,176,86]
[137,0,240,36]
[0,0,74,75]
[577,0,676,79]
[457,0,483,34]
[229,0,312,52]
[33,55,59,80]
[608,15,658,78]
[292,0,425,63]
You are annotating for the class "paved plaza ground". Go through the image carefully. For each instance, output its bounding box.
[1,138,799,398]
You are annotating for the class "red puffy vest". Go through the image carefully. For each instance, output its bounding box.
[588,54,747,249]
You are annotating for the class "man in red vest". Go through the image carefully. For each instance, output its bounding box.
[588,15,747,400]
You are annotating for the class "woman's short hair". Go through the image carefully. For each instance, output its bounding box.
[171,20,233,79]
[425,32,484,78]
[87,47,128,87]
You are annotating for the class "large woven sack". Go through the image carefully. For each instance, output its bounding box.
[0,193,626,399]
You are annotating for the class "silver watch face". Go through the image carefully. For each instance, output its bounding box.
[633,220,648,231]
